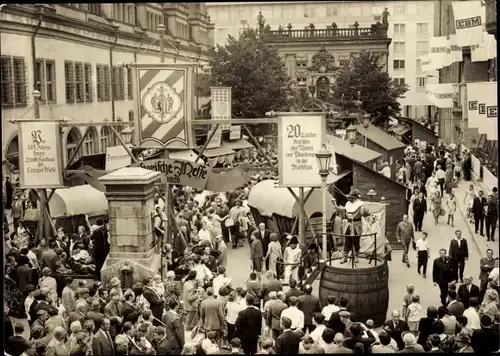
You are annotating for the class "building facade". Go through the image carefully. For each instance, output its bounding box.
[207,1,438,118]
[1,3,214,169]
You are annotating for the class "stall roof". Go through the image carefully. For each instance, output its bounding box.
[325,134,382,164]
[397,116,440,137]
[247,180,335,219]
[222,139,254,150]
[202,146,235,158]
[392,126,412,136]
[48,185,108,218]
[354,124,406,151]
[169,149,199,162]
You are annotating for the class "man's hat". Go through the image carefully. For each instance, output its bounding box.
[339,311,351,318]
[348,188,361,199]
[290,235,298,245]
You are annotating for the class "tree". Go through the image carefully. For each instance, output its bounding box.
[330,50,408,125]
[207,28,292,119]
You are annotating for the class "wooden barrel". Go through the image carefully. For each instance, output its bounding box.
[319,259,389,327]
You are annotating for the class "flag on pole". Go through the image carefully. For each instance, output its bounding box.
[452,1,486,47]
[471,32,497,62]
[425,83,455,108]
[466,82,497,140]
[430,37,451,69]
[447,35,463,64]
[211,87,232,131]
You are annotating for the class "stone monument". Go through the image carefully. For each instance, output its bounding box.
[98,167,162,283]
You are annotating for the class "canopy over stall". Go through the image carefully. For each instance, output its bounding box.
[168,149,199,162]
[222,139,254,150]
[48,185,108,218]
[248,180,335,219]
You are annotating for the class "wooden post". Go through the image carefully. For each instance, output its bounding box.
[298,187,305,245]
[164,150,173,246]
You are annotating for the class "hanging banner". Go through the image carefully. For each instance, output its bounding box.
[430,36,451,69]
[137,158,209,189]
[452,1,486,47]
[359,203,387,257]
[18,120,65,189]
[211,87,232,131]
[466,82,497,140]
[471,32,497,62]
[277,113,325,187]
[425,83,455,108]
[447,35,463,64]
[133,64,195,149]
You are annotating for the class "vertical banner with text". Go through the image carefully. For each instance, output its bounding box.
[211,87,232,131]
[18,120,64,189]
[452,1,486,47]
[277,113,325,187]
[466,82,497,140]
[133,64,195,149]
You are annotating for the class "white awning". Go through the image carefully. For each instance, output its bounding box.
[48,185,108,218]
[168,149,199,162]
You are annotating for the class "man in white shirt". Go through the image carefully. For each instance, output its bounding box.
[309,313,327,347]
[435,165,446,197]
[416,232,430,278]
[321,295,339,322]
[280,296,304,330]
[212,266,231,297]
[462,297,481,331]
[488,258,499,288]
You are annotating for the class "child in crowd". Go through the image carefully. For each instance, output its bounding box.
[407,295,422,334]
[402,284,415,323]
[152,274,165,298]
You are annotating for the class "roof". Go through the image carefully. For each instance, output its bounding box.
[396,117,440,138]
[325,134,382,164]
[354,124,406,151]
[353,160,409,191]
[247,180,335,219]
[48,185,108,218]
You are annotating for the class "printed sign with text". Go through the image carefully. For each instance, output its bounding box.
[138,158,209,190]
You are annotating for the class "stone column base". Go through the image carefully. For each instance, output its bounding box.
[100,250,161,285]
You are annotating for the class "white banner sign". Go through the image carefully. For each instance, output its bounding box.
[452,1,486,47]
[447,35,463,64]
[277,114,325,187]
[211,87,231,131]
[229,125,241,140]
[425,83,455,108]
[471,32,497,62]
[18,121,64,189]
[106,145,132,171]
[359,203,387,257]
[466,82,497,140]
[430,36,451,69]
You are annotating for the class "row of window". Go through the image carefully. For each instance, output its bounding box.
[394,23,429,36]
[393,77,427,88]
[112,4,136,25]
[393,41,430,55]
[146,11,163,31]
[176,21,190,40]
[67,4,103,16]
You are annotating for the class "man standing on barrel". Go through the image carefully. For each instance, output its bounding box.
[341,189,368,265]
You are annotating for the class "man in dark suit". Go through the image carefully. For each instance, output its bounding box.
[235,294,262,355]
[250,234,264,273]
[274,316,301,354]
[471,314,500,354]
[479,249,495,299]
[412,192,427,232]
[383,310,409,351]
[485,193,498,241]
[297,284,322,334]
[199,287,226,341]
[87,299,105,330]
[327,297,349,334]
[142,277,164,325]
[449,230,469,283]
[457,276,480,309]
[92,318,115,356]
[67,303,87,329]
[284,279,303,304]
[260,270,283,304]
[266,292,288,340]
[252,223,271,260]
[343,322,376,352]
[161,299,185,354]
[417,307,438,348]
[6,322,30,356]
[433,248,455,306]
[472,191,486,236]
[91,219,108,279]
[446,290,465,317]
[122,290,141,325]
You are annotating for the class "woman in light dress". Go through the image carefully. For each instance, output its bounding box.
[265,233,283,276]
[446,193,457,227]
[463,184,476,221]
[408,190,419,223]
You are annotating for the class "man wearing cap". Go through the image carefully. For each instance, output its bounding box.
[341,189,366,264]
[283,236,301,284]
[298,284,322,334]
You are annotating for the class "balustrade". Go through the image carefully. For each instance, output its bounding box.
[266,26,387,40]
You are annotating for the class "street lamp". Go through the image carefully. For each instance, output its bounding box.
[120,126,134,145]
[346,124,357,147]
[315,143,333,263]
[367,189,377,201]
[157,23,166,63]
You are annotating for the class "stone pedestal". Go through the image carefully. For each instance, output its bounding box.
[98,167,162,284]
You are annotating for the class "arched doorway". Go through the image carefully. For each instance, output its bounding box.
[5,135,19,173]
[66,127,82,164]
[83,126,99,155]
[316,77,330,101]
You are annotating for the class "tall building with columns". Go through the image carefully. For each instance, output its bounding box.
[207,1,438,118]
[1,3,214,171]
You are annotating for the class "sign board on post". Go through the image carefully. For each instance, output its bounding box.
[230,125,241,140]
[206,126,222,149]
[137,158,209,190]
[277,113,325,187]
[18,120,64,189]
[105,145,132,171]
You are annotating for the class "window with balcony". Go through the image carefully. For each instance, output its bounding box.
[416,23,429,36]
[393,24,405,35]
[393,60,405,70]
[394,77,405,85]
[35,59,56,104]
[393,42,405,54]
[96,64,111,101]
[417,41,429,56]
[394,4,406,15]
[1,56,27,107]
